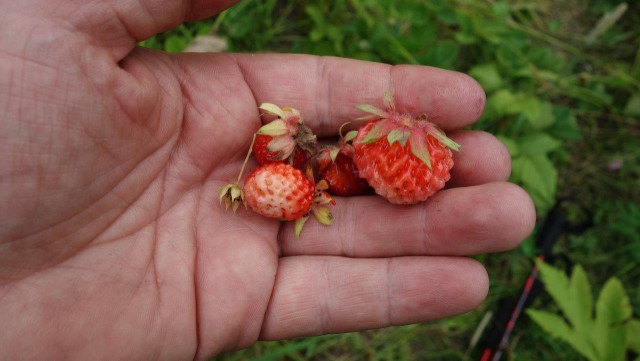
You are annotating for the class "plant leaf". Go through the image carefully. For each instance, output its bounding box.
[594,277,631,361]
[526,309,572,340]
[536,261,573,323]
[527,309,598,361]
[518,133,562,156]
[568,265,594,340]
[627,319,640,353]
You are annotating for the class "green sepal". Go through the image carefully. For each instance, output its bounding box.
[218,183,244,213]
[267,135,296,159]
[257,119,289,136]
[359,120,395,144]
[329,147,341,162]
[355,104,387,118]
[294,216,309,237]
[312,206,333,226]
[344,130,358,143]
[410,132,432,170]
[429,126,462,152]
[219,184,234,203]
[259,103,286,118]
[316,179,329,191]
[354,114,381,122]
[434,132,462,151]
[387,128,411,147]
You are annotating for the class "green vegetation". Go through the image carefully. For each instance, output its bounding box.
[141,0,640,359]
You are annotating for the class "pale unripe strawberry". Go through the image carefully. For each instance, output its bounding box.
[243,162,315,220]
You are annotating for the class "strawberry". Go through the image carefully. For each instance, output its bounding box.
[352,93,461,204]
[253,135,311,169]
[252,103,316,169]
[320,153,370,196]
[244,162,315,220]
[317,124,370,196]
[237,162,335,236]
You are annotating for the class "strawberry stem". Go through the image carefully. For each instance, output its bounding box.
[236,133,257,184]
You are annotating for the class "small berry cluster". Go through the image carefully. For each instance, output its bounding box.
[219,94,461,236]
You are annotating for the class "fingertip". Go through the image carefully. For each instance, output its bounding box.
[460,72,487,123]
[448,131,512,187]
[465,258,490,309]
[392,67,487,130]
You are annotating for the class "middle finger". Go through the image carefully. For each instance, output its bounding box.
[279,182,535,257]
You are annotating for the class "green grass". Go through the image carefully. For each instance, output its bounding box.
[141,0,640,359]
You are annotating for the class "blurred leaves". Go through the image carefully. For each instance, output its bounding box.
[528,262,637,361]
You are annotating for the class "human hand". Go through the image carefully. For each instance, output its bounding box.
[0,0,536,359]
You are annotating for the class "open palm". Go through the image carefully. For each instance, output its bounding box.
[0,1,535,360]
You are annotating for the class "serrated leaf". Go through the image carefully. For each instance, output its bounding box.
[537,261,572,314]
[257,119,288,136]
[594,277,631,361]
[527,309,597,360]
[259,103,286,118]
[355,104,387,118]
[526,309,573,340]
[568,265,594,335]
[532,262,600,361]
[627,319,640,352]
[517,154,557,211]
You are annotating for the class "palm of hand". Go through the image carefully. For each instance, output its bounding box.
[0,2,535,360]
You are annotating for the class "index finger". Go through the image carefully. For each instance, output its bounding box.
[234,54,486,136]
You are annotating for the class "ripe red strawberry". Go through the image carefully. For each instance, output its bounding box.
[352,94,461,204]
[252,103,316,169]
[320,153,370,196]
[317,124,370,196]
[253,134,311,169]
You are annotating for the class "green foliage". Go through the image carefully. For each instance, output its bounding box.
[527,261,638,361]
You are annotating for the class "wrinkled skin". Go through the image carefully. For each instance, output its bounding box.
[0,1,536,360]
